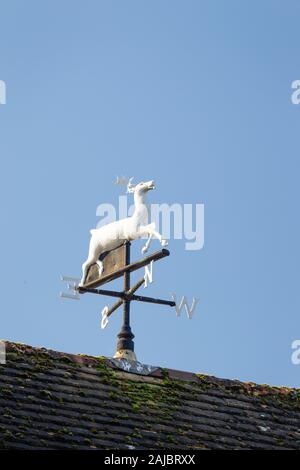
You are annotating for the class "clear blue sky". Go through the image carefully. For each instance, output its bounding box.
[1,0,300,387]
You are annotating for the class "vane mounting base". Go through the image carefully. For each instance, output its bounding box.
[113,349,137,362]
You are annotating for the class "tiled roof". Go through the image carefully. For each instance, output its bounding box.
[0,341,300,450]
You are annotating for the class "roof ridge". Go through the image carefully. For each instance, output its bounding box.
[2,340,299,397]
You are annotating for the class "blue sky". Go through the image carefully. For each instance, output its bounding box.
[1,0,300,387]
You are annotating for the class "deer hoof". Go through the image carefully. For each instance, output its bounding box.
[161,239,168,247]
[141,246,148,254]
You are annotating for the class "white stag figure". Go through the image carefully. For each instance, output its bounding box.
[79,179,167,286]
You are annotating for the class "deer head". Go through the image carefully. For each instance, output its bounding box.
[127,178,155,194]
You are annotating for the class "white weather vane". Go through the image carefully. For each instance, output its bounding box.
[80,178,167,287]
[61,176,199,361]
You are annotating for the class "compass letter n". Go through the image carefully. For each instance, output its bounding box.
[144,261,154,288]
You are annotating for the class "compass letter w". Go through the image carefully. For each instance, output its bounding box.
[171,293,199,319]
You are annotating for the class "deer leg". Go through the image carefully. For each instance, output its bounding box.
[147,226,168,247]
[96,259,104,276]
[80,257,95,286]
[80,256,103,286]
[141,234,153,254]
[151,229,168,247]
[80,237,103,286]
[140,224,168,248]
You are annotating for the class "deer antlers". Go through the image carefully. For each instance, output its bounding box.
[127,177,136,193]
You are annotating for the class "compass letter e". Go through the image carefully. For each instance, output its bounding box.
[60,276,80,300]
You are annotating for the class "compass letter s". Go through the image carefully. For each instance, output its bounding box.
[101,306,109,329]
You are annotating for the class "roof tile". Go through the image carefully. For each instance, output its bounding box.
[0,341,300,450]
